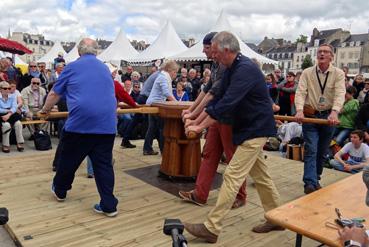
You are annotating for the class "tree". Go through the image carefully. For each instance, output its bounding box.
[301,55,313,70]
[296,34,308,44]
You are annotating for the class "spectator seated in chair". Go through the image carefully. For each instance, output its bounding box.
[21,77,48,138]
[0,81,24,152]
[330,130,369,173]
[333,86,359,147]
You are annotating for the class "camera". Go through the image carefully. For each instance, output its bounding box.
[0,208,9,225]
[335,218,364,228]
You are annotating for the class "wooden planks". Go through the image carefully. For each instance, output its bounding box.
[0,140,348,247]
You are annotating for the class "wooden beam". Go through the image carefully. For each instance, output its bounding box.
[37,107,160,119]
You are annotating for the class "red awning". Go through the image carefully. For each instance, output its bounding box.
[0,37,33,55]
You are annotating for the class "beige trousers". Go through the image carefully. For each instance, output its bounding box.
[204,137,281,235]
[2,121,24,146]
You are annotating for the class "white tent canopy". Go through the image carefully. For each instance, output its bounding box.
[130,20,188,63]
[97,29,138,63]
[37,41,66,64]
[64,38,82,63]
[170,12,277,65]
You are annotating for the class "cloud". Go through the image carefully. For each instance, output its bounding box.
[0,0,368,45]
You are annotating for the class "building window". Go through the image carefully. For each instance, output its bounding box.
[279,54,282,59]
[288,61,291,68]
[274,54,277,59]
[297,56,299,62]
[313,49,317,57]
[284,53,288,59]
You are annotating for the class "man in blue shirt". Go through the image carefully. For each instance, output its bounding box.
[41,38,118,217]
[182,31,283,243]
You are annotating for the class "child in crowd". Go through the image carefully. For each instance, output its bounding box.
[330,130,369,173]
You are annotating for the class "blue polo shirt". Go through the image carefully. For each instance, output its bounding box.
[53,54,116,134]
[206,54,276,145]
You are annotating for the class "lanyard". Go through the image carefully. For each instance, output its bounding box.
[316,67,329,95]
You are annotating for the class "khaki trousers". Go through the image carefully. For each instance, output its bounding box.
[2,121,24,146]
[204,137,281,235]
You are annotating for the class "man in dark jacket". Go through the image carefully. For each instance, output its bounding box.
[182,31,283,244]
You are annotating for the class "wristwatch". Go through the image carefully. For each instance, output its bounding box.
[344,240,362,247]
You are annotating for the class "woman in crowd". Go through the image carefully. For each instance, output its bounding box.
[173,82,189,101]
[0,81,24,152]
[277,71,297,116]
[265,73,278,102]
[352,74,365,99]
[0,58,10,81]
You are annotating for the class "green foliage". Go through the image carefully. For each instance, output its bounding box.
[296,34,308,44]
[301,54,313,69]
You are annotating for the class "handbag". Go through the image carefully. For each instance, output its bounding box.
[34,130,52,151]
[303,105,316,117]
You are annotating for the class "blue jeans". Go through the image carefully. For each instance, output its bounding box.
[117,114,132,137]
[123,94,148,140]
[86,156,94,175]
[143,115,164,153]
[302,113,335,188]
[334,127,353,147]
[329,159,360,174]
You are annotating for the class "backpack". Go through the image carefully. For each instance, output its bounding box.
[34,130,52,151]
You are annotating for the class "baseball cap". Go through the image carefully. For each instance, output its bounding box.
[203,32,217,45]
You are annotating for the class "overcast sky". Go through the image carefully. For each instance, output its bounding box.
[1,0,369,44]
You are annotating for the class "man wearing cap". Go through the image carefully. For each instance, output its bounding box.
[179,31,247,209]
[53,52,65,69]
[41,38,119,217]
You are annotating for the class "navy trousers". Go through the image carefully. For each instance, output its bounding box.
[53,131,118,213]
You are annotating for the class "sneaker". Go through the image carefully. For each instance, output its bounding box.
[93,204,118,217]
[121,139,136,149]
[143,150,159,155]
[51,185,66,202]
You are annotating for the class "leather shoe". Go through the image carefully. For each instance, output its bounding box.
[183,223,218,243]
[143,150,159,155]
[121,139,136,148]
[304,184,316,194]
[178,190,206,206]
[252,221,285,233]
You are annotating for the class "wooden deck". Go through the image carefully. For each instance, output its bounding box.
[0,139,349,247]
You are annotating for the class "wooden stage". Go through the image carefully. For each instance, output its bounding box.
[0,139,349,247]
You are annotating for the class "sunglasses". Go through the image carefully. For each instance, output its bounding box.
[29,65,37,68]
[32,82,40,85]
[1,87,11,90]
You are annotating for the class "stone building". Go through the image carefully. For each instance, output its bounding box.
[9,32,54,63]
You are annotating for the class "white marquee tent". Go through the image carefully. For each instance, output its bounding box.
[64,38,82,63]
[37,41,66,64]
[97,29,138,63]
[130,20,188,63]
[170,12,278,65]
